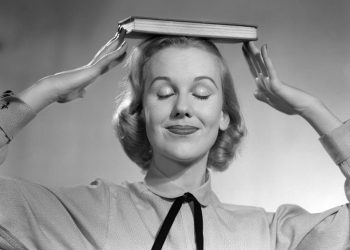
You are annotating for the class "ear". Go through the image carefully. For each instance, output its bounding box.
[219,111,230,131]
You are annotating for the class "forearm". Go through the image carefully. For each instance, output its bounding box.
[18,78,58,114]
[300,98,342,136]
[302,100,350,204]
[312,105,350,202]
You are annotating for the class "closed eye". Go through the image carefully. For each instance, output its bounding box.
[192,83,213,100]
[193,94,210,100]
[157,93,174,99]
[156,85,175,99]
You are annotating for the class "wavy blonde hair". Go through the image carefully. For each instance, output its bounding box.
[113,36,246,171]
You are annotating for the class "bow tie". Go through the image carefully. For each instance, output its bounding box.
[151,192,204,250]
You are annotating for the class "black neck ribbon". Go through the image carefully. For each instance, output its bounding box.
[151,192,203,250]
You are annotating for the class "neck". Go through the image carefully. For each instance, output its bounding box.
[149,153,208,191]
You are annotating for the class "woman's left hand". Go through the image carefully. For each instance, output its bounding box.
[242,42,342,136]
[242,42,319,116]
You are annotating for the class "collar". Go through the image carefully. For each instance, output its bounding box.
[144,167,214,206]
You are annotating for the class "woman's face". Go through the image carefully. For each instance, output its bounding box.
[142,47,229,165]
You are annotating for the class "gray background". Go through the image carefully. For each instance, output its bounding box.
[0,0,349,212]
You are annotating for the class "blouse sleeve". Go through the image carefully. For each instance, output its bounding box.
[320,119,350,200]
[0,95,36,165]
[0,177,111,249]
[268,120,350,249]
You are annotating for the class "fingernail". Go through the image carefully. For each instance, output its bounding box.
[113,26,124,40]
[119,27,126,34]
[264,44,267,51]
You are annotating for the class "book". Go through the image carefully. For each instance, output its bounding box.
[118,16,257,43]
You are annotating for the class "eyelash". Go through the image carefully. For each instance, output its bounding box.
[157,93,210,100]
[157,93,174,99]
[193,94,210,100]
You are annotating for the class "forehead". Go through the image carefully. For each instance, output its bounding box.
[144,47,221,80]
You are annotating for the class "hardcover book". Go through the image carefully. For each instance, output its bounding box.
[118,16,258,42]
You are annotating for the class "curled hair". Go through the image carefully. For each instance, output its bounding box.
[113,36,246,171]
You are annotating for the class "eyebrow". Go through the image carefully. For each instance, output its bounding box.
[149,76,171,88]
[149,76,218,89]
[194,76,218,89]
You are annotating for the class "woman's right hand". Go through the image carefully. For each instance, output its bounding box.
[19,28,127,113]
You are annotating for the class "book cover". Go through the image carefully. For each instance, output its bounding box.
[118,16,258,43]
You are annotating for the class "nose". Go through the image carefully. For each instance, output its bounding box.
[171,94,193,118]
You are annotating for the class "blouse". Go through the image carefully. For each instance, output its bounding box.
[0,96,350,249]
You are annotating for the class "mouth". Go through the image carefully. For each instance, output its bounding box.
[166,125,199,135]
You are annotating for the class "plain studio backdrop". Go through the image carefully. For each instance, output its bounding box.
[0,0,349,213]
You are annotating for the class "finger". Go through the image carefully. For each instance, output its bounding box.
[100,52,127,75]
[115,27,127,44]
[97,41,127,64]
[104,27,127,54]
[242,44,258,78]
[95,42,128,74]
[253,90,273,106]
[260,45,283,94]
[254,90,266,102]
[89,28,127,65]
[108,52,128,69]
[246,42,269,77]
[243,43,262,76]
[243,43,270,91]
[255,73,271,93]
[261,44,278,80]
[104,41,127,61]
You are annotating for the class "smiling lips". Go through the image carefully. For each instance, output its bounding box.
[166,125,199,135]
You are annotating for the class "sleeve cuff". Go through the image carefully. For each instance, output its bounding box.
[319,119,350,165]
[0,96,36,141]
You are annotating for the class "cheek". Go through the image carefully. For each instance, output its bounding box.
[143,99,170,131]
[196,98,223,127]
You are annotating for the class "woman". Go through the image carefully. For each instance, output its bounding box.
[0,29,349,249]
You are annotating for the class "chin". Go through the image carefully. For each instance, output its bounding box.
[150,132,217,165]
[162,145,209,165]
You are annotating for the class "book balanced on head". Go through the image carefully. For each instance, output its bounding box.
[118,16,258,43]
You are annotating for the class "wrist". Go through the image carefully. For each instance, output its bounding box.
[298,96,323,119]
[300,98,342,136]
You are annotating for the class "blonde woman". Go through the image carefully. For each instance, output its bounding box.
[0,29,349,249]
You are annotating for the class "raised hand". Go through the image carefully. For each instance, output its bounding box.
[19,28,128,112]
[242,42,318,116]
[50,28,127,103]
[242,41,341,135]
